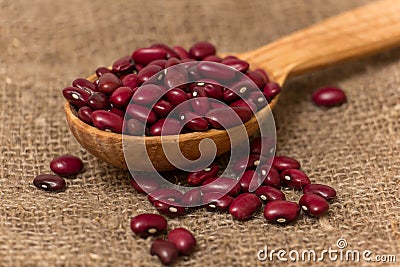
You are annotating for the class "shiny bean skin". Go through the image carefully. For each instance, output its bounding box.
[148,59,167,68]
[281,169,311,190]
[312,86,346,106]
[125,118,146,136]
[172,46,191,60]
[91,110,123,133]
[181,188,203,207]
[50,155,84,176]
[299,194,330,217]
[239,170,259,192]
[109,86,134,109]
[149,118,182,136]
[233,154,260,173]
[179,111,209,131]
[202,192,233,211]
[150,239,179,265]
[98,73,122,94]
[130,214,167,238]
[302,184,337,200]
[132,47,168,65]
[148,188,184,204]
[263,200,300,224]
[255,186,285,203]
[203,55,222,62]
[187,163,219,186]
[197,62,236,82]
[254,69,270,83]
[263,82,282,101]
[248,91,268,110]
[189,41,216,60]
[259,166,281,189]
[132,84,164,106]
[63,86,91,108]
[165,58,181,68]
[223,88,240,103]
[112,55,135,74]
[250,137,275,156]
[153,200,186,217]
[246,70,267,89]
[137,65,164,85]
[191,94,210,116]
[95,67,112,78]
[201,177,241,197]
[152,100,174,118]
[126,104,158,125]
[167,228,197,256]
[121,73,139,89]
[164,64,188,89]
[229,99,257,113]
[87,92,110,110]
[201,81,224,100]
[72,78,97,94]
[229,193,262,220]
[33,174,66,192]
[150,43,180,59]
[109,107,125,117]
[206,107,252,129]
[221,58,249,73]
[165,88,189,107]
[209,100,226,109]
[77,106,93,125]
[272,156,301,172]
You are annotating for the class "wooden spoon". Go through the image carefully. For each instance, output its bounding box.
[65,0,400,171]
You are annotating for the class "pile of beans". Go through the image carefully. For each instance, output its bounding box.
[33,155,84,192]
[62,42,281,135]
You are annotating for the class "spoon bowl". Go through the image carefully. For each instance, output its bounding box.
[65,0,400,171]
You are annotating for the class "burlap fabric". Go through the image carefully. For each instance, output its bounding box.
[1,0,399,266]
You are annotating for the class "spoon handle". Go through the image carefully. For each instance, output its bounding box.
[239,0,400,84]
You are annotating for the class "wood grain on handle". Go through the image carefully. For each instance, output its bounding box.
[238,0,400,84]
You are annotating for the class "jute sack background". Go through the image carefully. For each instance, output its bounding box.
[0,0,399,266]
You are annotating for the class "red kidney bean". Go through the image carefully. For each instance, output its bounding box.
[187,163,219,186]
[221,58,249,73]
[229,193,261,220]
[312,86,346,106]
[77,106,93,125]
[203,55,222,62]
[63,86,91,108]
[281,169,311,190]
[126,104,158,125]
[153,200,186,217]
[152,99,174,118]
[189,41,216,60]
[112,55,135,74]
[254,69,270,83]
[259,166,281,189]
[239,170,259,192]
[255,186,285,203]
[173,46,190,60]
[148,188,184,204]
[246,70,267,89]
[299,194,330,217]
[210,100,226,109]
[130,214,167,238]
[165,58,181,68]
[272,156,301,172]
[223,88,240,102]
[206,107,252,129]
[203,192,233,211]
[109,86,134,109]
[263,200,300,224]
[92,110,123,133]
[72,78,97,94]
[150,118,181,136]
[263,82,281,101]
[150,43,180,59]
[95,67,112,78]
[87,92,110,110]
[167,228,197,256]
[250,137,275,156]
[150,239,179,265]
[164,64,188,89]
[187,66,202,81]
[125,118,146,136]
[248,91,268,110]
[197,62,236,82]
[137,65,164,85]
[130,177,159,194]
[202,177,241,197]
[121,73,139,89]
[109,106,125,117]
[132,47,167,65]
[191,96,210,116]
[200,81,223,100]
[50,155,83,176]
[98,73,122,94]
[303,184,336,200]
[33,174,66,192]
[181,188,202,207]
[148,59,167,68]
[165,88,188,106]
[179,111,209,131]
[229,99,257,113]
[233,154,260,173]
[132,84,164,106]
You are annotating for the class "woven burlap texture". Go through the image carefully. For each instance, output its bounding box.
[0,0,399,266]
